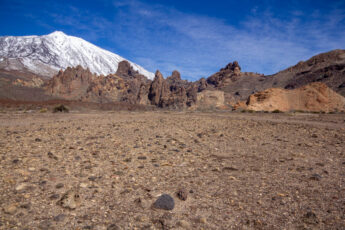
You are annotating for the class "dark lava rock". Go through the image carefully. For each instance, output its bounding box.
[107,224,120,230]
[137,156,147,160]
[53,214,66,222]
[153,194,175,210]
[176,188,188,201]
[88,176,97,181]
[35,138,42,142]
[47,152,58,160]
[303,211,319,225]
[20,203,31,209]
[310,174,322,181]
[55,183,64,189]
[38,220,52,230]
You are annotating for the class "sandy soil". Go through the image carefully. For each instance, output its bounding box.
[0,110,344,229]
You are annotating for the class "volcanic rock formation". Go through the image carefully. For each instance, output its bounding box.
[235,82,345,112]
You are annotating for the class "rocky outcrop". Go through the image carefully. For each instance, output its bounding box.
[47,65,96,101]
[207,61,242,87]
[13,77,44,88]
[148,70,196,108]
[46,62,150,104]
[46,64,197,108]
[196,90,225,109]
[204,49,345,105]
[236,82,345,112]
[148,70,165,106]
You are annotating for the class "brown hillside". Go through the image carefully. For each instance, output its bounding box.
[237,82,345,112]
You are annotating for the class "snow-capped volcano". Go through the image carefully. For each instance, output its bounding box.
[0,31,154,79]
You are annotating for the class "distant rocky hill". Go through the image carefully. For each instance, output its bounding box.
[235,82,345,112]
[204,49,345,105]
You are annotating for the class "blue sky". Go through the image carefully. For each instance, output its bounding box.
[1,0,345,80]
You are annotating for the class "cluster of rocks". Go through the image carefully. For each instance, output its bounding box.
[46,60,228,109]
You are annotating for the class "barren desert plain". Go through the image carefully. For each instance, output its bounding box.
[0,109,344,229]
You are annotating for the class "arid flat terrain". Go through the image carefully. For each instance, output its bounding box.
[0,110,344,229]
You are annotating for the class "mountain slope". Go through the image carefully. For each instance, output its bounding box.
[235,82,345,112]
[205,49,345,104]
[0,31,154,79]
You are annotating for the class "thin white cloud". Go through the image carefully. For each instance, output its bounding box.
[18,0,345,80]
[106,0,345,79]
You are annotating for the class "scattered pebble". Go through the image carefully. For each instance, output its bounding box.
[177,188,188,201]
[15,183,28,191]
[310,174,322,181]
[53,214,66,222]
[153,194,175,210]
[56,183,64,189]
[177,220,191,229]
[57,190,80,210]
[3,204,17,214]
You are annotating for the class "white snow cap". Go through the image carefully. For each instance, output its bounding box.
[0,31,155,79]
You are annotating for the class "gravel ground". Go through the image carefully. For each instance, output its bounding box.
[0,110,344,229]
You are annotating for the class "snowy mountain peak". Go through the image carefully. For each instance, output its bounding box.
[0,31,155,79]
[48,31,66,36]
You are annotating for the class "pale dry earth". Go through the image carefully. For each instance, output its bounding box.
[0,110,344,229]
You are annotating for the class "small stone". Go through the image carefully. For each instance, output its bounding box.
[80,183,88,188]
[35,138,42,142]
[177,188,188,201]
[197,216,207,224]
[88,176,97,181]
[20,203,31,209]
[310,174,322,181]
[56,183,64,189]
[107,224,120,230]
[303,211,319,225]
[47,152,58,160]
[38,220,52,230]
[177,220,191,229]
[28,167,35,172]
[153,194,175,210]
[53,214,66,222]
[57,190,80,210]
[3,204,17,214]
[137,156,147,160]
[49,194,60,200]
[15,183,27,191]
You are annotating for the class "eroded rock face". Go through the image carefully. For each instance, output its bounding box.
[237,82,345,112]
[206,61,243,87]
[13,77,44,88]
[148,70,197,108]
[47,65,96,101]
[46,64,227,109]
[196,90,225,109]
[148,70,165,106]
[46,61,152,104]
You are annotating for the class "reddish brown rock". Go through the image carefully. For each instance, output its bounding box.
[238,82,345,112]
